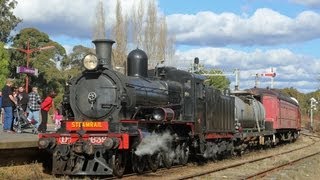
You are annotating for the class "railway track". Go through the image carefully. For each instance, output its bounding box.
[101,132,319,179]
[244,151,320,179]
[1,132,318,179]
[177,133,320,180]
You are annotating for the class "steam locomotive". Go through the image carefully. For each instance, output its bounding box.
[38,39,301,177]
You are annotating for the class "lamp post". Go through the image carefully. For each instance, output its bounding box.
[310,97,318,131]
[11,40,55,93]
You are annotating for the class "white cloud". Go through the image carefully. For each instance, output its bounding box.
[167,8,320,46]
[291,0,320,8]
[14,0,153,39]
[173,47,320,92]
[14,1,320,47]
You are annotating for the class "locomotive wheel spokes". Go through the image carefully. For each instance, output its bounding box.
[180,143,189,165]
[162,150,173,169]
[112,152,127,178]
[132,153,145,174]
[148,153,160,172]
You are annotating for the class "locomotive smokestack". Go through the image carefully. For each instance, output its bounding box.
[92,39,115,69]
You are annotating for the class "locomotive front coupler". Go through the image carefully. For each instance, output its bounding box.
[72,140,94,155]
[70,129,94,155]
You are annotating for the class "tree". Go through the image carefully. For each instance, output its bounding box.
[0,0,22,43]
[166,36,176,65]
[60,45,94,85]
[93,0,106,39]
[0,42,10,88]
[144,0,158,68]
[9,28,66,102]
[132,0,144,48]
[156,16,167,62]
[280,87,308,114]
[61,45,93,70]
[112,0,127,74]
[130,0,176,69]
[204,69,231,91]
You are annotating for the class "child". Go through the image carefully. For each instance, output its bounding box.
[53,109,62,131]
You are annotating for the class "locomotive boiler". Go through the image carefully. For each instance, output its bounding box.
[68,39,181,123]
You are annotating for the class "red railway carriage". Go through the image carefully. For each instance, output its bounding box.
[250,88,301,131]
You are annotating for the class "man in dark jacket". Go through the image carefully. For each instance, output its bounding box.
[17,86,29,112]
[2,78,17,133]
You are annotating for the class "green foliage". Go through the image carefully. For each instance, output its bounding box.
[280,87,320,119]
[9,28,67,104]
[203,69,231,91]
[281,87,308,114]
[0,0,22,43]
[190,62,230,91]
[0,42,10,88]
[60,45,94,80]
[61,45,93,71]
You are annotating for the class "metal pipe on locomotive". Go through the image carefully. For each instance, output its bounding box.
[38,39,301,178]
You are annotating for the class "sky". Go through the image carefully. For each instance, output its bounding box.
[12,0,320,93]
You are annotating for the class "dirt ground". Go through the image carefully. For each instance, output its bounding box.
[262,154,320,180]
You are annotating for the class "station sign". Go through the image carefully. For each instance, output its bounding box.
[16,66,39,76]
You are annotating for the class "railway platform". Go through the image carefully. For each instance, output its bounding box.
[0,124,55,149]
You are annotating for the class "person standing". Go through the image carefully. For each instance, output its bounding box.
[17,86,29,112]
[27,86,41,133]
[2,79,17,133]
[38,91,56,133]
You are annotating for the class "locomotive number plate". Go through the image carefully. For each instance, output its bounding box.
[89,137,108,144]
[58,136,71,144]
[66,121,109,131]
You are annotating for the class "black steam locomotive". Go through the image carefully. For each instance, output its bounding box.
[38,39,300,177]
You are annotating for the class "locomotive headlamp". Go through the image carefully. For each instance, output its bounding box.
[83,54,98,70]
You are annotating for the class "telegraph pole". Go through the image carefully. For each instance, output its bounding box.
[11,40,54,92]
[234,68,240,90]
[254,73,260,87]
[310,97,318,131]
[252,67,276,88]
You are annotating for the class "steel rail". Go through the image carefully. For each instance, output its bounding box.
[177,133,319,180]
[245,151,320,179]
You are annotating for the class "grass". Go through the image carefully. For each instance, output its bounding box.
[0,162,55,180]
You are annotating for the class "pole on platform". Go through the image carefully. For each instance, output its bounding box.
[234,68,240,90]
[310,97,318,131]
[11,40,54,93]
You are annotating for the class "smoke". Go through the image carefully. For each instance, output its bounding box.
[135,131,173,156]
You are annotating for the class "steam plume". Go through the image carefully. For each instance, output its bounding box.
[135,131,173,156]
